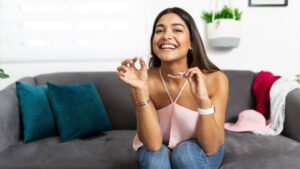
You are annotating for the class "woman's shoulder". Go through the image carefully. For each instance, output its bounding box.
[205,70,229,94]
[206,70,228,83]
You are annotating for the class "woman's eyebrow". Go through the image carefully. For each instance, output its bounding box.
[171,23,185,28]
[156,23,185,28]
[156,24,165,28]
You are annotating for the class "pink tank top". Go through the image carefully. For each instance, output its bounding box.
[133,68,199,151]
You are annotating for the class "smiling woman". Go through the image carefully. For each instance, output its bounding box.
[117,7,228,169]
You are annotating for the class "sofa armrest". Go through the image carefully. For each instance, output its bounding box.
[0,85,20,152]
[0,77,35,152]
[282,88,300,142]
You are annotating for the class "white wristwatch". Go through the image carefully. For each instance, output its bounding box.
[197,105,215,115]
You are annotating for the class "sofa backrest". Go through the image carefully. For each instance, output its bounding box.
[35,70,257,128]
[223,70,256,122]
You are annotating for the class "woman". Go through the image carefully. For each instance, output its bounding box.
[117,7,228,169]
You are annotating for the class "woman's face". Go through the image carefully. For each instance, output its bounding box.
[152,13,192,63]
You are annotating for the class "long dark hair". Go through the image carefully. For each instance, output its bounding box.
[149,7,220,73]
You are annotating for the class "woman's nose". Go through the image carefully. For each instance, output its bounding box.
[162,30,173,40]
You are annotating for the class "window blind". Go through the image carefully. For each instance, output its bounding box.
[0,0,146,62]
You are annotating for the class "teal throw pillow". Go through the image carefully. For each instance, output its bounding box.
[16,82,57,143]
[47,81,112,142]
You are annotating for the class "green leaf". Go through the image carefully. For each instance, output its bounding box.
[296,74,300,84]
[0,73,9,79]
[0,68,9,79]
[201,11,213,23]
[201,5,242,23]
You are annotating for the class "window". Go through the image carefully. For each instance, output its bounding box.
[0,0,146,62]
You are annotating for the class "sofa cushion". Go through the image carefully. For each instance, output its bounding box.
[16,82,57,143]
[0,130,299,169]
[34,72,136,130]
[47,82,112,142]
[0,130,139,169]
[221,131,300,168]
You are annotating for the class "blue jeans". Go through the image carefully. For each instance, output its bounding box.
[137,139,224,169]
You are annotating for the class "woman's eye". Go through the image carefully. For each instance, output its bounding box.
[174,29,183,32]
[155,29,163,33]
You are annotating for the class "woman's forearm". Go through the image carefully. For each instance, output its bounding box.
[196,115,224,156]
[131,88,163,151]
[195,98,224,156]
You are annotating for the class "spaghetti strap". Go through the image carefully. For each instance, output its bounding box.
[159,67,174,102]
[159,67,188,103]
[174,80,187,103]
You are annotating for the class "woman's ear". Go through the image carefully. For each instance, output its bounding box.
[189,43,193,51]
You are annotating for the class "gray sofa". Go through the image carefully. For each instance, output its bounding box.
[0,70,300,169]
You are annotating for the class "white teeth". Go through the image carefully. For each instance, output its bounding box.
[161,44,176,49]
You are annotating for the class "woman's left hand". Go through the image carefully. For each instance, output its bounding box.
[184,67,211,106]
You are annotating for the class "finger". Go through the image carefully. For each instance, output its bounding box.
[190,67,204,76]
[121,58,135,68]
[117,71,127,77]
[184,69,194,77]
[184,71,192,79]
[189,68,206,81]
[187,76,197,89]
[131,57,139,70]
[121,59,133,67]
[117,65,129,73]
[187,70,195,78]
[187,76,194,85]
[185,68,200,78]
[189,67,200,71]
[189,71,194,77]
[183,70,189,77]
[132,56,138,63]
[139,58,147,70]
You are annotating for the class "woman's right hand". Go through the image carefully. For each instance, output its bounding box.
[117,57,148,90]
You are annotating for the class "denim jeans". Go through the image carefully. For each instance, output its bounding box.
[137,139,224,169]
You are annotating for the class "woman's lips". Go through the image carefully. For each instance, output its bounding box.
[159,43,177,49]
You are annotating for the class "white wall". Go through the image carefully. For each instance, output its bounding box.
[1,0,299,89]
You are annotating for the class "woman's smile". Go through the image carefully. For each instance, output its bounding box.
[159,42,178,50]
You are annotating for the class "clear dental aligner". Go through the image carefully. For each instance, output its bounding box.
[167,72,185,79]
[133,54,151,69]
[132,55,186,78]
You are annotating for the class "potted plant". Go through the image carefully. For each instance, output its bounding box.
[0,68,9,79]
[296,74,300,84]
[201,5,242,48]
